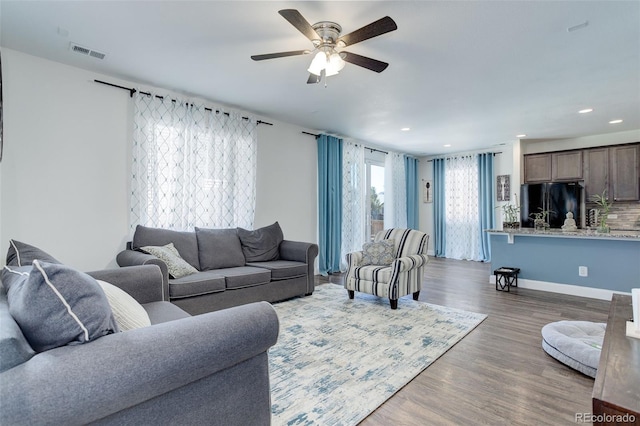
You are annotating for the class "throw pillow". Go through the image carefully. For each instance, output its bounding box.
[2,261,119,353]
[195,227,246,270]
[132,225,200,270]
[237,222,284,262]
[6,239,61,267]
[361,239,396,266]
[96,280,151,331]
[139,243,198,279]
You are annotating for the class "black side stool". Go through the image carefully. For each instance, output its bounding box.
[494,267,520,292]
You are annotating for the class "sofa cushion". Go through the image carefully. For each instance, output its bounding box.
[246,260,307,281]
[169,270,226,299]
[237,222,283,262]
[132,225,200,270]
[97,280,151,331]
[6,239,61,267]
[140,243,198,279]
[142,301,191,324]
[1,261,119,352]
[195,227,245,270]
[0,284,35,373]
[216,267,271,290]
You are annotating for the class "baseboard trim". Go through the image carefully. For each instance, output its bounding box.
[489,276,631,300]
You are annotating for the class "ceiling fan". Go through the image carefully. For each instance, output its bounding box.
[251,9,397,84]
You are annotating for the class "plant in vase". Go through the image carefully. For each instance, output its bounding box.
[497,194,520,230]
[529,208,554,231]
[590,190,613,233]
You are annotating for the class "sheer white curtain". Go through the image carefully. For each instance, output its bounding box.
[384,152,407,229]
[341,141,366,271]
[131,91,257,231]
[444,155,480,260]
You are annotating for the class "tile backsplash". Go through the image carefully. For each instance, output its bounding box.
[585,201,640,230]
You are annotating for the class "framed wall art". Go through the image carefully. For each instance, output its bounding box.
[497,175,510,201]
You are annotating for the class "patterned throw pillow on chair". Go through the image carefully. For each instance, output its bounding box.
[361,239,395,266]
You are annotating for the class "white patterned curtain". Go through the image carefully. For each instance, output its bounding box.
[131,91,256,230]
[340,141,366,271]
[444,155,480,260]
[384,152,407,229]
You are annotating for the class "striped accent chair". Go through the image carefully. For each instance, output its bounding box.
[345,228,429,309]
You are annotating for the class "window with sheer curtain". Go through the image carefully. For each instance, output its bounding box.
[130,91,257,231]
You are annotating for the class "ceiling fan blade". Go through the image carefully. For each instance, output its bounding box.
[342,52,389,73]
[251,50,309,61]
[278,9,321,42]
[307,73,321,84]
[338,16,397,47]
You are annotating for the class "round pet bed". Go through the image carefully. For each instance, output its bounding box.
[541,320,606,378]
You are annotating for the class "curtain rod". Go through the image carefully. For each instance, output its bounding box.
[301,131,389,155]
[94,79,273,126]
[426,152,502,162]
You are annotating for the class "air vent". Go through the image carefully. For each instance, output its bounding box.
[69,42,106,60]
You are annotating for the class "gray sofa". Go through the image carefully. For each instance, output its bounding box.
[117,224,318,315]
[0,264,279,426]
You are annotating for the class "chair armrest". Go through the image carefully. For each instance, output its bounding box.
[346,251,364,268]
[392,254,429,272]
[87,265,165,304]
[117,249,170,298]
[0,302,279,426]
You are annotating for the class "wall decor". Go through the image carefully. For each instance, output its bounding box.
[497,175,510,201]
[423,180,432,203]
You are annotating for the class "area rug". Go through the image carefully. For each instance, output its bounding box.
[269,284,487,426]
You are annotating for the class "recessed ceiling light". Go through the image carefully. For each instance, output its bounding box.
[579,108,593,114]
[400,127,410,131]
[443,144,451,147]
[609,119,623,124]
[516,134,527,138]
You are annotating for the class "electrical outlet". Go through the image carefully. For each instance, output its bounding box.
[579,266,588,277]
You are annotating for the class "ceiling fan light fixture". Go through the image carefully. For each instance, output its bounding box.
[307,51,327,76]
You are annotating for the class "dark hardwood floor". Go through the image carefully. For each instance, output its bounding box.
[316,257,611,426]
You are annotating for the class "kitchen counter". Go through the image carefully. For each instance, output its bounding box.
[486,228,640,244]
[488,228,640,296]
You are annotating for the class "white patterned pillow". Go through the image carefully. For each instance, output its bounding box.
[140,243,198,279]
[97,280,151,331]
[361,239,395,266]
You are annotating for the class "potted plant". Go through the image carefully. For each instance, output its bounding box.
[529,208,553,231]
[590,189,613,233]
[497,194,520,230]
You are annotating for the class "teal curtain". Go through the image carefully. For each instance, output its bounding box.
[433,158,446,257]
[478,153,495,261]
[405,156,419,229]
[317,134,343,275]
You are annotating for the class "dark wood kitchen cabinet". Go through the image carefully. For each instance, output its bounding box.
[584,144,639,201]
[523,153,552,182]
[552,150,583,181]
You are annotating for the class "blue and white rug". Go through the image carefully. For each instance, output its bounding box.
[269,283,487,426]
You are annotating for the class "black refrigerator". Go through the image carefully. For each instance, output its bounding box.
[520,182,583,229]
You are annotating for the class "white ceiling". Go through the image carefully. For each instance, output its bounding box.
[1,1,639,155]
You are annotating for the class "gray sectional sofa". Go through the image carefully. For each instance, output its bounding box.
[0,264,279,425]
[117,223,318,315]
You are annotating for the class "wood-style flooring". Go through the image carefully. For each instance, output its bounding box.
[316,257,611,426]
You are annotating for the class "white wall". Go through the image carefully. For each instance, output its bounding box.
[0,49,317,270]
[522,130,640,155]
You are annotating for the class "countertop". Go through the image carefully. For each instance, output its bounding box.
[486,228,640,241]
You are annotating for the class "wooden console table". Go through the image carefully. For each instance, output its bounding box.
[592,294,640,425]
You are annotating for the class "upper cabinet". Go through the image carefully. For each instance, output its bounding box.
[580,144,639,201]
[523,153,552,182]
[524,150,582,183]
[552,150,583,181]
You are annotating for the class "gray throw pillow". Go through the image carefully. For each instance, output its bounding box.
[6,239,61,267]
[2,261,119,353]
[195,228,245,270]
[132,225,200,270]
[0,281,35,372]
[237,222,283,262]
[361,239,396,266]
[139,243,198,279]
